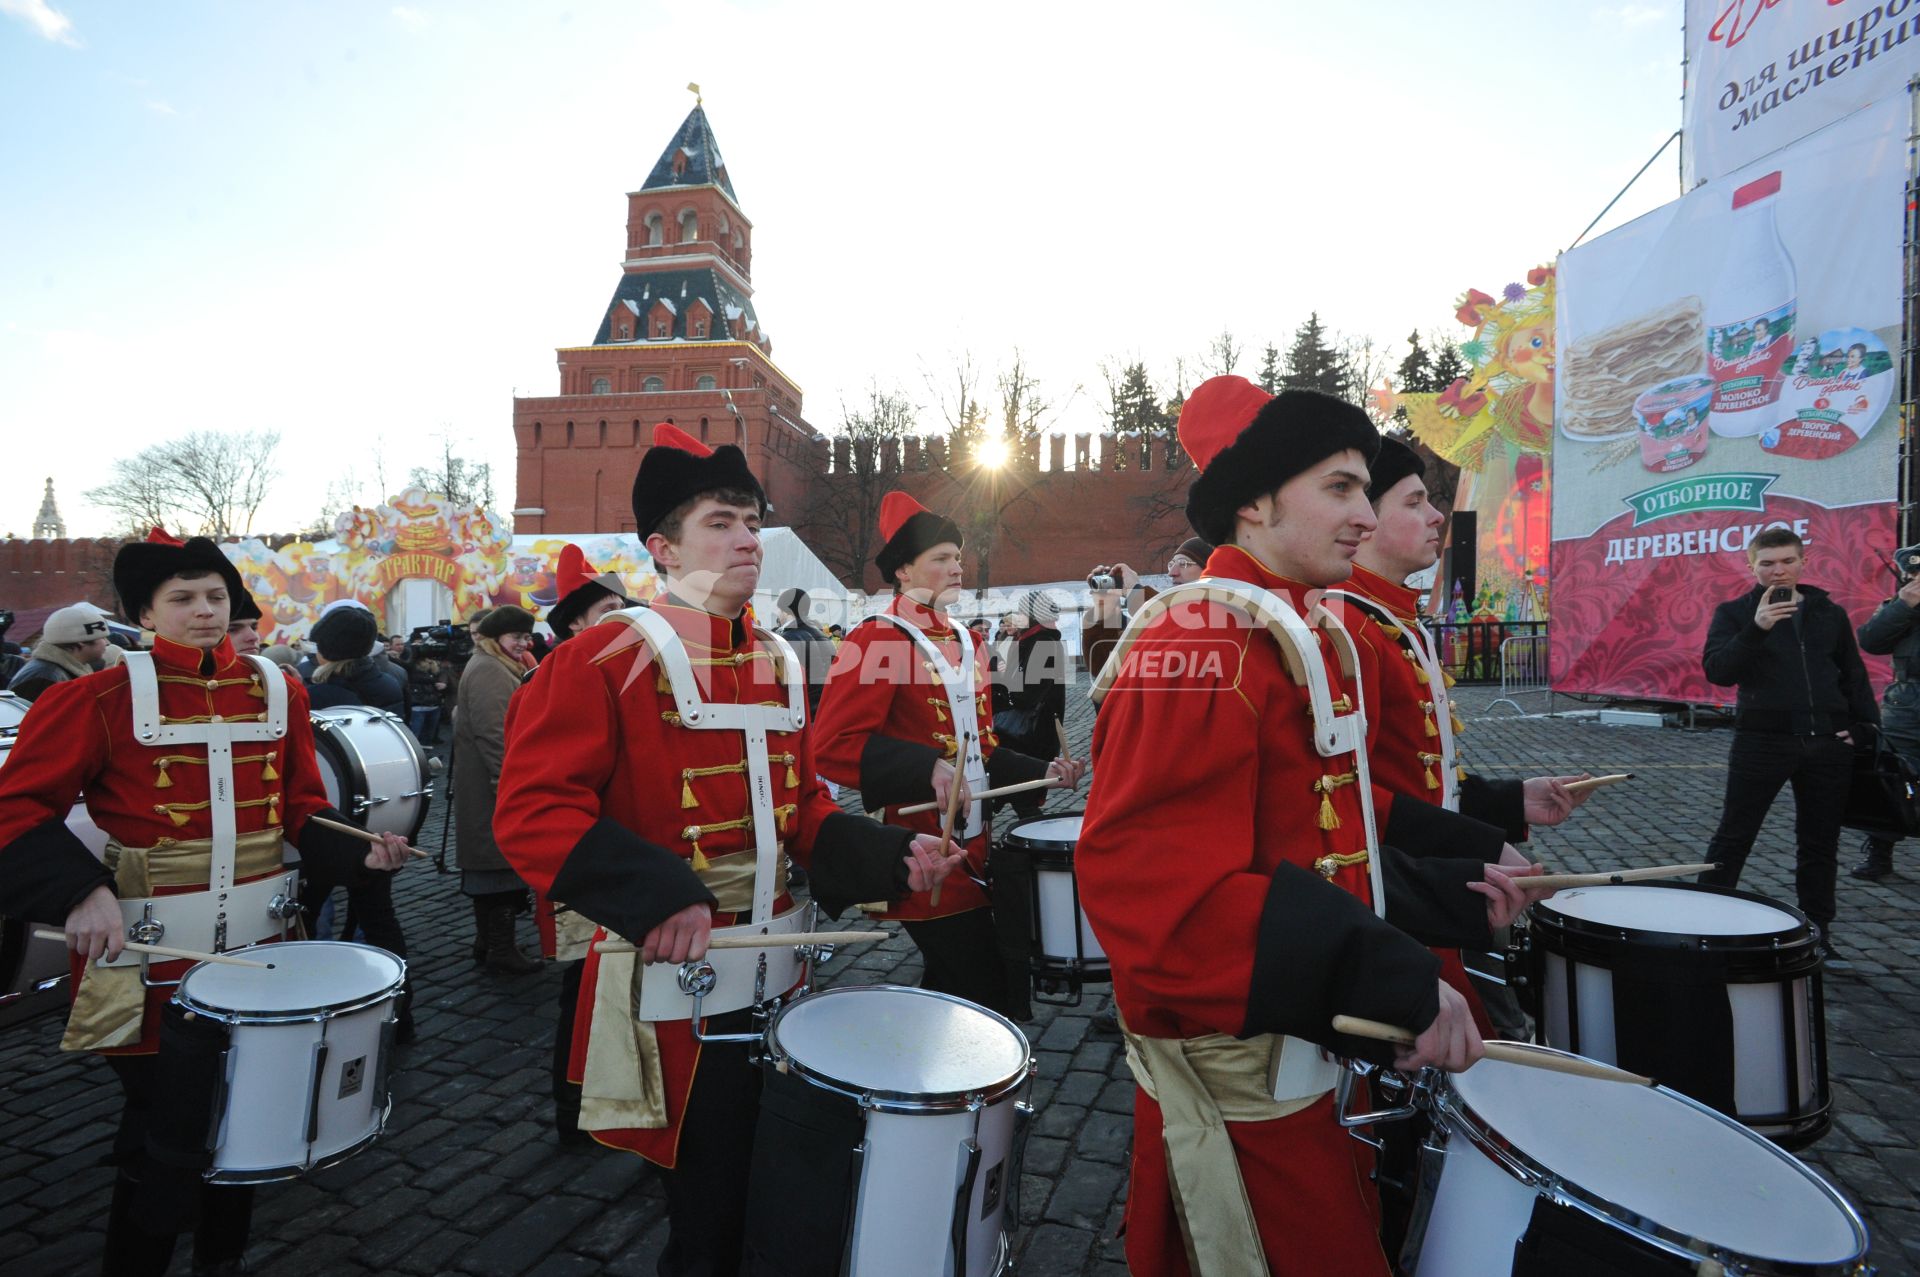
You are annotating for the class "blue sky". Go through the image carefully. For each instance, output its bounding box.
[0,0,1684,536]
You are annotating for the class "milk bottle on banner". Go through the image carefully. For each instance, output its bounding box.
[1706,170,1796,436]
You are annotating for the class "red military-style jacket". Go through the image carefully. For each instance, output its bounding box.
[0,633,366,1053]
[1332,564,1527,842]
[492,598,912,1166]
[811,595,1049,922]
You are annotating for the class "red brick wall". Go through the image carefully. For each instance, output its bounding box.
[0,538,123,616]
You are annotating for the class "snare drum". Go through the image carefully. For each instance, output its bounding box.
[746,985,1034,1276]
[1529,882,1828,1145]
[999,815,1109,1005]
[1404,1047,1869,1275]
[310,707,433,840]
[172,940,405,1182]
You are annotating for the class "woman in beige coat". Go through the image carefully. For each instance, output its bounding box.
[453,605,542,972]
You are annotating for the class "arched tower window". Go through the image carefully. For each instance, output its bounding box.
[644,212,664,246]
[679,210,699,242]
[590,377,611,395]
[643,376,665,393]
[695,374,716,390]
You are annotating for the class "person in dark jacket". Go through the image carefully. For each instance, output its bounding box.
[7,603,110,701]
[997,590,1069,818]
[1851,569,1920,879]
[774,586,833,717]
[1700,527,1878,967]
[307,605,407,712]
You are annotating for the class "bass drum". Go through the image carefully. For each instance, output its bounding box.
[0,693,110,1015]
[309,707,433,841]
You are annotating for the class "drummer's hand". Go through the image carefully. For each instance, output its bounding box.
[931,760,970,814]
[363,832,411,873]
[1496,843,1534,871]
[1522,775,1589,825]
[1047,754,1087,790]
[63,885,124,963]
[1397,980,1484,1073]
[1470,861,1554,929]
[640,903,712,965]
[903,833,968,894]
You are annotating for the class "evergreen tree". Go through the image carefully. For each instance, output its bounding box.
[1430,335,1469,390]
[1397,329,1437,395]
[1256,343,1282,394]
[1281,312,1349,398]
[1106,361,1162,470]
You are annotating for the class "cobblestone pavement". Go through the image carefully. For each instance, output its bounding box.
[3,681,1917,1275]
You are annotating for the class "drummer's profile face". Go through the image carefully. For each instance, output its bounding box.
[142,574,232,649]
[227,619,261,656]
[1362,474,1445,578]
[1234,449,1377,589]
[572,592,626,634]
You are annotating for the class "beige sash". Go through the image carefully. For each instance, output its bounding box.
[577,848,787,1132]
[1123,1026,1319,1277]
[62,829,287,1053]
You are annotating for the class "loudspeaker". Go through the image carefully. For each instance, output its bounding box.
[1447,511,1477,608]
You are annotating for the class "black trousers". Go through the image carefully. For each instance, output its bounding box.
[1700,730,1852,930]
[304,872,413,1026]
[552,960,583,1132]
[902,909,1028,1020]
[658,1009,763,1277]
[103,1056,253,1276]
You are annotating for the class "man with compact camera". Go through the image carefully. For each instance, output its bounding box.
[1851,548,1920,879]
[1700,527,1878,968]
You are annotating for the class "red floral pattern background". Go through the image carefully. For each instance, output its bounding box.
[1549,497,1896,704]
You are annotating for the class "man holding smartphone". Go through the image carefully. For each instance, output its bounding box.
[1700,527,1878,968]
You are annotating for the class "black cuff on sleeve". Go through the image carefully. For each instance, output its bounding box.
[985,746,1049,790]
[1379,847,1494,950]
[1244,863,1442,1067]
[858,735,946,810]
[0,817,115,923]
[550,818,717,942]
[807,812,916,919]
[295,806,377,894]
[1457,775,1527,843]
[1383,795,1506,863]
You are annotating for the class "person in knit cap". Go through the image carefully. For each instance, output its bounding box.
[7,603,112,701]
[813,490,1085,1021]
[306,603,405,713]
[492,425,964,1273]
[545,544,633,642]
[0,527,411,1273]
[1072,378,1556,1276]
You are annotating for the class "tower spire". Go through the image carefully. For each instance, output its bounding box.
[32,477,65,540]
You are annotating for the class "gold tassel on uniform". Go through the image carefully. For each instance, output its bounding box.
[154,758,173,789]
[689,838,709,871]
[682,773,697,809]
[1451,710,1465,735]
[1421,702,1438,738]
[782,754,799,788]
[1419,752,1442,791]
[656,669,673,695]
[260,756,278,781]
[1312,772,1357,831]
[928,697,947,723]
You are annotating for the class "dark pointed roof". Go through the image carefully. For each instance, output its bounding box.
[641,105,737,201]
[592,268,761,345]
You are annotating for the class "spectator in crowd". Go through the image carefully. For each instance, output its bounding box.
[307,606,406,714]
[1852,567,1920,880]
[775,586,834,716]
[1080,537,1212,677]
[454,605,543,973]
[8,604,111,701]
[386,633,411,665]
[1701,527,1877,969]
[226,592,264,657]
[261,643,299,670]
[406,656,451,744]
[0,610,25,686]
[996,590,1069,817]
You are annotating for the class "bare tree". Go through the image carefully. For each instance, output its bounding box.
[1339,334,1394,425]
[922,351,986,466]
[801,384,921,585]
[86,429,282,539]
[1201,326,1243,377]
[408,430,495,509]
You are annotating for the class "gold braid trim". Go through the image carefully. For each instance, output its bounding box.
[926,696,949,723]
[681,762,746,808]
[1313,850,1371,879]
[1312,772,1357,830]
[152,793,280,827]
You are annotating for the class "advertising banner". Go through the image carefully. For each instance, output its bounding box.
[1684,0,1920,188]
[1552,95,1905,703]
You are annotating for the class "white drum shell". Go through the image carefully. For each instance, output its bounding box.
[768,986,1031,1277]
[176,941,404,1181]
[309,707,431,839]
[1034,864,1105,965]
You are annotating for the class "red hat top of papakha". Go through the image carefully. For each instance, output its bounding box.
[546,542,631,634]
[874,490,962,585]
[631,421,766,540]
[146,526,186,547]
[1179,376,1381,545]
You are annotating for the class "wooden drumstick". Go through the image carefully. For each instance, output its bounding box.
[32,928,275,969]
[930,736,969,908]
[594,931,884,954]
[894,774,1064,816]
[1525,862,1717,891]
[309,814,431,859]
[1332,1015,1654,1085]
[1054,716,1071,760]
[1563,773,1633,795]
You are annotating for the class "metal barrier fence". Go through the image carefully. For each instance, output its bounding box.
[1424,620,1548,685]
[1488,631,1554,715]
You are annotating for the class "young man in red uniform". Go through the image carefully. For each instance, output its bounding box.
[812,491,1085,1020]
[544,542,633,642]
[1075,377,1553,1277]
[492,427,962,1276]
[0,530,411,1277]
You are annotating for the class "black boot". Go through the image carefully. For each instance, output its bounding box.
[482,895,543,974]
[470,897,489,965]
[1850,835,1894,880]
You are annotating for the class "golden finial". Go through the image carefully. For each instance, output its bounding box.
[687,82,703,105]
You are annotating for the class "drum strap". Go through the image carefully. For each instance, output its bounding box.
[1324,590,1459,810]
[1122,1024,1325,1277]
[876,610,988,840]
